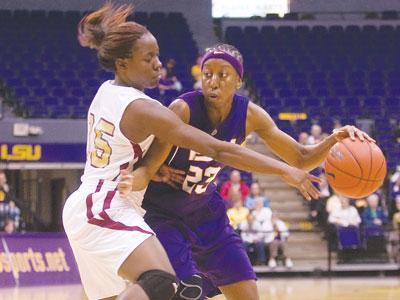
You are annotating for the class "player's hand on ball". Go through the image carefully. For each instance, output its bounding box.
[152,164,186,189]
[332,125,375,143]
[281,166,321,201]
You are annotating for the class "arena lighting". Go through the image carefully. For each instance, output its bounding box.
[212,0,289,18]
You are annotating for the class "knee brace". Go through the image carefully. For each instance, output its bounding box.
[137,269,178,300]
[172,274,203,300]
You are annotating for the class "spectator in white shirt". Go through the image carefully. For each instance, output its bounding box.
[328,196,361,227]
[264,214,292,269]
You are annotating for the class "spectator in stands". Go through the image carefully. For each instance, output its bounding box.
[328,196,361,228]
[393,195,400,230]
[394,121,400,143]
[0,170,13,205]
[391,170,400,201]
[326,191,342,217]
[239,213,267,265]
[191,55,202,90]
[390,196,400,262]
[264,214,292,269]
[158,67,182,94]
[307,124,323,145]
[221,170,250,202]
[240,197,271,265]
[245,182,270,209]
[0,200,21,230]
[362,193,387,229]
[298,132,309,145]
[3,218,16,234]
[227,190,249,230]
[333,119,343,130]
[310,173,330,227]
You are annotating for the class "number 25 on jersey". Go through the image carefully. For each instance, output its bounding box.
[88,113,115,168]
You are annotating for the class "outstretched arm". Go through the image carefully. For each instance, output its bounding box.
[246,102,373,172]
[120,99,320,199]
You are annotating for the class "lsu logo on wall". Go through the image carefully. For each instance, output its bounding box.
[0,144,42,161]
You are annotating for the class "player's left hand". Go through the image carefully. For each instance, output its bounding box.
[332,125,375,143]
[152,164,186,189]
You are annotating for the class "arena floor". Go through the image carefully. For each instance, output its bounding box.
[1,277,400,300]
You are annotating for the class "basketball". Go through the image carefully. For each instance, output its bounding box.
[325,138,387,199]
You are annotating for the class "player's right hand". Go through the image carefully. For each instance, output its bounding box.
[118,170,134,197]
[281,166,321,200]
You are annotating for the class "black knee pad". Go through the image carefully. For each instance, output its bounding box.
[137,269,178,300]
[172,274,203,300]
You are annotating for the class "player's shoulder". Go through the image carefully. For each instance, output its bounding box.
[178,90,204,102]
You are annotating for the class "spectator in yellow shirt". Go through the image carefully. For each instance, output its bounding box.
[227,190,249,230]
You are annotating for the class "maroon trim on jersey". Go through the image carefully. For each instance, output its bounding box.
[86,180,153,235]
[86,179,104,219]
[111,162,129,181]
[131,142,143,161]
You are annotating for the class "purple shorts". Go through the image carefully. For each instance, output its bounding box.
[144,195,256,297]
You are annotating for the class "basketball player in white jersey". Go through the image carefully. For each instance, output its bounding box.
[63,3,324,300]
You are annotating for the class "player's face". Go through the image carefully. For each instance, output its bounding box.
[202,58,241,105]
[117,32,162,90]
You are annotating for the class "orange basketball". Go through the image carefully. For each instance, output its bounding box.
[325,138,386,199]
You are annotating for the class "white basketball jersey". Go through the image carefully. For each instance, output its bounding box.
[81,80,158,184]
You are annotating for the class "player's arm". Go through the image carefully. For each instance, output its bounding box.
[246,102,372,172]
[120,99,320,200]
[119,99,189,192]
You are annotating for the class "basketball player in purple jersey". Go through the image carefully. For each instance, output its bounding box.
[118,44,372,299]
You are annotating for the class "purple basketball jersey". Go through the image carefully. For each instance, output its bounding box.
[143,90,249,216]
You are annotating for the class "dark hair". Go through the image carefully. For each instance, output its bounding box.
[78,2,148,71]
[205,43,244,65]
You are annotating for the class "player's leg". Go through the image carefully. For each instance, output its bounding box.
[64,190,177,300]
[117,235,177,300]
[145,213,205,300]
[191,197,259,299]
[219,280,259,300]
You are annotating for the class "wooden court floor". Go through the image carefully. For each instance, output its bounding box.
[1,277,400,300]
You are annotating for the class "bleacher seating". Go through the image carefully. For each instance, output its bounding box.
[225,24,400,171]
[0,10,198,118]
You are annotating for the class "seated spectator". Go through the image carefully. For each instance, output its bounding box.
[390,196,400,262]
[245,182,270,209]
[326,191,342,217]
[0,170,14,205]
[221,170,250,202]
[159,67,182,94]
[310,173,330,227]
[165,58,177,78]
[264,214,292,269]
[333,119,343,130]
[393,195,400,230]
[329,196,361,228]
[362,193,387,230]
[239,213,267,265]
[191,55,202,90]
[3,218,16,234]
[307,124,323,145]
[391,171,400,201]
[298,132,309,145]
[329,196,362,250]
[227,190,249,230]
[0,200,21,230]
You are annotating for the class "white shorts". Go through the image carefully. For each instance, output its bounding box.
[63,181,154,300]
